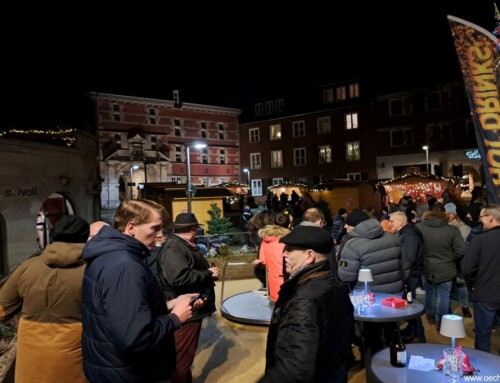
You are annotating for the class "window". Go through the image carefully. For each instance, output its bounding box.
[293,120,305,137]
[425,90,450,111]
[202,147,208,164]
[255,103,264,116]
[271,150,283,168]
[265,101,274,114]
[275,98,284,113]
[113,104,121,121]
[115,133,121,149]
[318,145,332,164]
[272,178,283,185]
[323,88,334,103]
[317,116,331,134]
[175,145,182,162]
[174,119,181,136]
[149,108,156,124]
[218,124,224,140]
[294,148,306,166]
[346,141,360,161]
[345,112,359,130]
[347,172,361,180]
[219,148,225,164]
[349,83,360,98]
[336,86,347,101]
[171,177,182,183]
[270,124,281,140]
[250,153,261,169]
[390,127,414,147]
[150,135,156,150]
[426,121,448,143]
[249,128,260,143]
[251,179,262,196]
[389,97,413,116]
[200,122,207,138]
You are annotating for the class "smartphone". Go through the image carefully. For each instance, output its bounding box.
[189,295,200,306]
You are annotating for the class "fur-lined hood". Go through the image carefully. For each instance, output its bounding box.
[258,224,290,240]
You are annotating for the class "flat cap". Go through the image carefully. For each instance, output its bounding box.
[279,225,333,254]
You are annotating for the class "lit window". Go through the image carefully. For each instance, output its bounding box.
[345,112,359,130]
[318,145,332,164]
[346,141,360,161]
[270,124,281,140]
[250,153,261,169]
[271,150,283,168]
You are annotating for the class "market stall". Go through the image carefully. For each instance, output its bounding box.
[377,173,457,205]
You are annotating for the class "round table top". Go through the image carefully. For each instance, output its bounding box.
[352,293,425,322]
[367,343,500,383]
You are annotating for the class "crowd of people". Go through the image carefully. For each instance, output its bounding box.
[0,191,498,382]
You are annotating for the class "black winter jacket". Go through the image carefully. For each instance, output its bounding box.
[81,226,179,383]
[261,262,354,383]
[158,233,216,322]
[397,224,423,280]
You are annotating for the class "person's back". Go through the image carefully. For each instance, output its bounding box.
[338,218,403,293]
[0,215,89,383]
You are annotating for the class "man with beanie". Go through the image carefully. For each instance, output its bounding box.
[260,225,354,383]
[0,215,90,382]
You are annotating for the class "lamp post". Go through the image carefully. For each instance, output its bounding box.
[130,165,139,199]
[243,168,251,195]
[422,145,429,174]
[186,143,207,213]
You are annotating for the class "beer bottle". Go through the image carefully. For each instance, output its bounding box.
[390,330,407,368]
[402,281,412,304]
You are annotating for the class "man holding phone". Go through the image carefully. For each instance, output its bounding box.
[158,213,220,383]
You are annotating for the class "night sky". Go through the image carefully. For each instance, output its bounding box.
[1,1,497,129]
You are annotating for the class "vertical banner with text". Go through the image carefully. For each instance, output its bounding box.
[448,15,500,203]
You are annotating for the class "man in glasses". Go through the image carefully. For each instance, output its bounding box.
[461,204,500,353]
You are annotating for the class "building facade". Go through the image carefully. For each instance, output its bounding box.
[239,79,377,200]
[92,92,241,209]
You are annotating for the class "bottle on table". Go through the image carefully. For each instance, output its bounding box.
[390,330,407,368]
[402,281,412,304]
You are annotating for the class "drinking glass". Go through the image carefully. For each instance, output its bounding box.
[353,289,364,314]
[443,348,464,383]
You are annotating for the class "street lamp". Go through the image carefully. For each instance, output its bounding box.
[243,168,251,195]
[422,145,429,174]
[130,165,139,199]
[186,142,207,213]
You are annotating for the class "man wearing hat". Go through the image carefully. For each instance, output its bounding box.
[158,213,220,383]
[260,225,354,383]
[0,215,90,382]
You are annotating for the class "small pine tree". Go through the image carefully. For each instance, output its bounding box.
[206,203,238,238]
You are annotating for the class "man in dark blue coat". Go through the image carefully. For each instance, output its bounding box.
[260,225,354,383]
[81,200,195,383]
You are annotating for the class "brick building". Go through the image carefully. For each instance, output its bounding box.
[92,91,241,209]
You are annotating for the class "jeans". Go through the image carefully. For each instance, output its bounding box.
[407,276,426,339]
[456,275,470,308]
[473,301,500,352]
[422,278,453,322]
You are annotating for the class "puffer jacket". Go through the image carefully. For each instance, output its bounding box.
[0,242,87,383]
[158,233,216,322]
[258,225,290,301]
[338,219,404,293]
[81,226,178,383]
[416,211,467,284]
[260,262,353,383]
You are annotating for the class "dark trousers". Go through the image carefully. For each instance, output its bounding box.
[473,301,500,352]
[171,320,202,383]
[406,276,426,339]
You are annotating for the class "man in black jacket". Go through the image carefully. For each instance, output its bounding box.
[260,225,354,383]
[461,204,500,353]
[158,213,220,383]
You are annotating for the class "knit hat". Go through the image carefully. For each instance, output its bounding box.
[345,211,370,227]
[279,225,333,254]
[51,215,90,243]
[444,202,457,216]
[338,208,347,215]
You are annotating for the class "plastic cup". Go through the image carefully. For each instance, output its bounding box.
[353,289,364,314]
[443,348,464,382]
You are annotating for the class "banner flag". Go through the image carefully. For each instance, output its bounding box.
[448,15,500,204]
